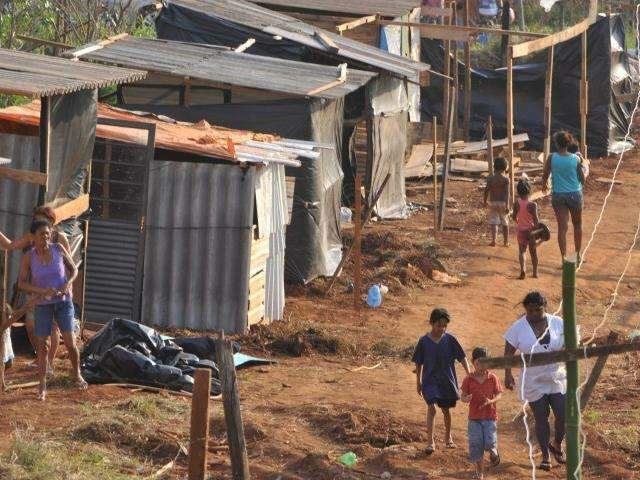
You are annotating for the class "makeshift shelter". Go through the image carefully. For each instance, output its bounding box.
[156,0,430,222]
[0,49,144,328]
[67,35,377,284]
[0,101,315,333]
[420,14,635,157]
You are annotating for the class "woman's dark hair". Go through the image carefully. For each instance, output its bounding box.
[30,220,51,235]
[33,205,57,225]
[553,130,574,150]
[430,307,451,324]
[522,291,547,308]
[517,178,531,197]
[493,156,508,173]
[472,347,488,361]
[568,142,580,154]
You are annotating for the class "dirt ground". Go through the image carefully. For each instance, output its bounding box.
[1,148,640,479]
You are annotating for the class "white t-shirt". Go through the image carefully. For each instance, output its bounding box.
[2,328,13,364]
[503,314,567,402]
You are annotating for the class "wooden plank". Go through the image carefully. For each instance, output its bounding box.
[0,166,47,185]
[478,340,640,370]
[188,369,211,480]
[432,118,438,240]
[215,338,251,480]
[452,5,459,137]
[306,63,347,95]
[580,31,588,157]
[487,115,494,175]
[421,5,453,17]
[506,48,515,203]
[543,46,554,159]
[39,96,51,204]
[16,34,72,49]
[443,14,451,128]
[52,194,90,223]
[463,0,471,141]
[580,332,618,411]
[354,174,362,311]
[248,288,264,310]
[456,133,529,154]
[315,31,339,51]
[511,18,590,58]
[234,38,255,52]
[248,304,265,325]
[419,26,471,42]
[450,158,489,174]
[404,144,434,179]
[70,33,129,59]
[336,14,378,33]
[438,85,456,230]
[380,20,547,38]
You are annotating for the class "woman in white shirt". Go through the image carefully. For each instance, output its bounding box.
[503,291,566,471]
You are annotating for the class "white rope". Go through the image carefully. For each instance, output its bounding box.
[519,7,640,477]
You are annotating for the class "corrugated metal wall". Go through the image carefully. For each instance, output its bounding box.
[141,160,256,333]
[0,133,40,284]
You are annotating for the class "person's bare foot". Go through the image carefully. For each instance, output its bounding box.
[519,271,526,280]
[503,242,510,247]
[532,272,538,278]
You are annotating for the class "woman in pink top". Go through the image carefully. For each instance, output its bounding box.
[512,179,540,279]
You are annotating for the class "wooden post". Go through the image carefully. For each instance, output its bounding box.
[543,46,554,160]
[215,338,250,480]
[432,117,438,239]
[80,154,93,339]
[580,331,618,412]
[580,31,588,158]
[353,173,362,310]
[501,1,511,65]
[438,85,456,230]
[487,115,494,175]
[104,141,112,219]
[443,8,451,125]
[188,368,212,480]
[0,251,7,389]
[563,255,581,480]
[506,47,515,203]
[463,0,472,141]
[452,6,460,137]
[38,96,51,205]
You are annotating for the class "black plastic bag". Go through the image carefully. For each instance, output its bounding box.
[173,336,240,361]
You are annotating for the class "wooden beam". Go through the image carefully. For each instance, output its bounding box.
[418,26,472,42]
[511,18,590,58]
[234,38,255,52]
[379,21,547,39]
[478,340,640,370]
[580,332,618,411]
[543,46,554,159]
[452,6,459,137]
[353,174,362,311]
[70,33,129,60]
[39,96,51,204]
[0,166,47,185]
[432,118,438,240]
[463,0,472,141]
[421,5,453,18]
[315,31,339,51]
[580,31,588,157]
[187,369,211,480]
[336,14,378,33]
[16,34,72,50]
[443,15,451,128]
[506,47,515,203]
[438,85,456,230]
[52,194,90,223]
[487,115,494,175]
[306,63,347,96]
[215,338,250,480]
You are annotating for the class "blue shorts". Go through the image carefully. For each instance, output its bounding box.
[468,419,497,463]
[34,300,74,337]
[552,191,583,211]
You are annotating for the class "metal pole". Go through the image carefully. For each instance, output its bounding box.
[562,255,581,480]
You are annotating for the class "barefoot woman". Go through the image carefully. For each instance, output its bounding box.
[18,220,87,400]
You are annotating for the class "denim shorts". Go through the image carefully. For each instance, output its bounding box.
[34,300,74,337]
[467,419,497,462]
[552,191,583,211]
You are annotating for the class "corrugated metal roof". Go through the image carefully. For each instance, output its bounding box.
[248,0,420,17]
[165,0,430,78]
[0,101,315,166]
[66,36,376,99]
[0,48,146,98]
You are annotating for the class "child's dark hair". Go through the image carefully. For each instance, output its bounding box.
[30,219,51,235]
[430,307,450,324]
[493,156,508,173]
[472,347,488,361]
[522,291,547,308]
[517,178,531,197]
[568,142,580,154]
[553,130,574,150]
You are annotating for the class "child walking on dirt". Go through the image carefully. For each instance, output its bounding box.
[413,308,470,455]
[512,178,545,279]
[461,347,502,480]
[483,157,510,246]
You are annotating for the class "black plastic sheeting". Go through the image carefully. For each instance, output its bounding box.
[117,98,344,285]
[81,318,222,395]
[421,15,634,157]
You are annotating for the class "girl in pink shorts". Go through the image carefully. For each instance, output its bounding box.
[512,179,548,279]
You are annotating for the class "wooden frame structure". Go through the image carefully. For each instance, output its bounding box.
[506,0,597,200]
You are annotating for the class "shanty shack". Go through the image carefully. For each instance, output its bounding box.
[0,101,314,333]
[0,48,144,325]
[155,0,432,220]
[67,35,376,284]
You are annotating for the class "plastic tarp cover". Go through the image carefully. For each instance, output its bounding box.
[420,15,632,157]
[369,75,410,116]
[156,2,310,61]
[371,112,408,219]
[81,318,222,394]
[117,99,344,285]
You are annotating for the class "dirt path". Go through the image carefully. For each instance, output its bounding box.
[234,155,640,479]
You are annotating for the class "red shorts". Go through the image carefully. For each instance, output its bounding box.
[517,229,531,246]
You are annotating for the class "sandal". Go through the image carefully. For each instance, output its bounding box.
[549,443,566,464]
[490,450,500,466]
[539,460,552,471]
[446,441,457,449]
[36,389,46,401]
[75,378,88,391]
[425,444,435,455]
